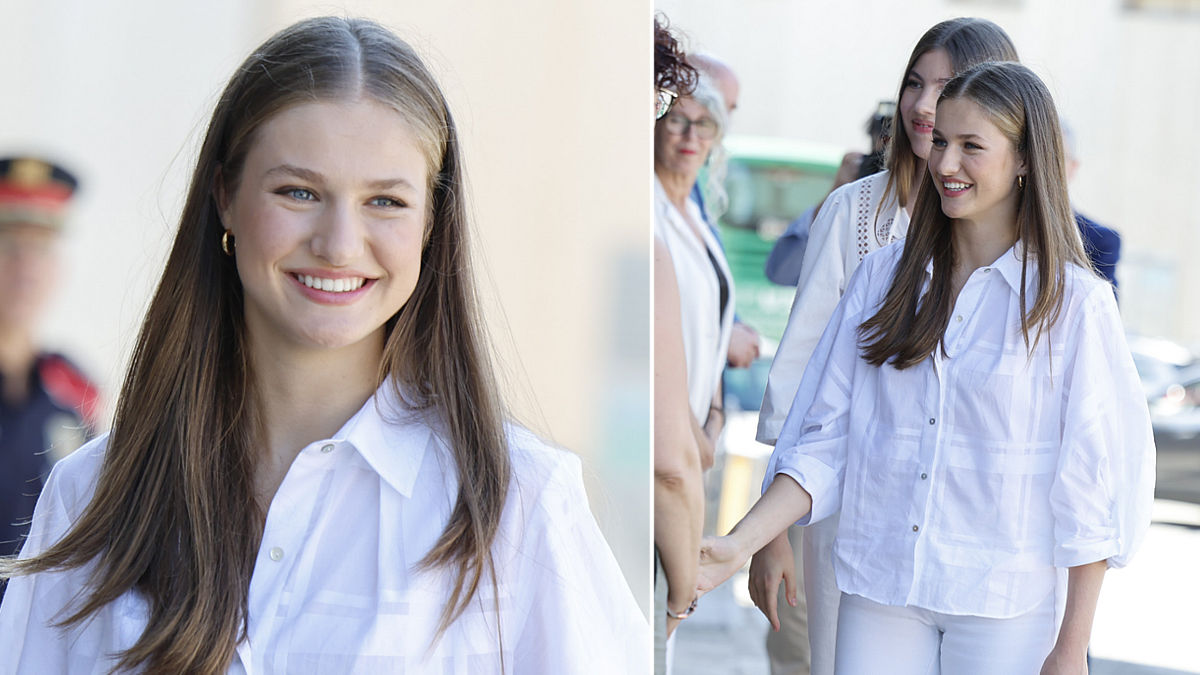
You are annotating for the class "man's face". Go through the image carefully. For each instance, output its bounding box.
[0,223,61,331]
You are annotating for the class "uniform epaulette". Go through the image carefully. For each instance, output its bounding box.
[37,354,102,431]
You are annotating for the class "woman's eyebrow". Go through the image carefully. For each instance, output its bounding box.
[264,164,323,183]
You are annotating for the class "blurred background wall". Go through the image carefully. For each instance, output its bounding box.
[0,0,651,614]
[657,0,1200,351]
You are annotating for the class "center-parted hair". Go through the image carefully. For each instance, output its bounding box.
[1,17,510,673]
[882,18,1019,211]
[859,61,1091,370]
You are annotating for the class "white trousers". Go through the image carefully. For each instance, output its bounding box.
[802,512,841,675]
[833,592,1057,675]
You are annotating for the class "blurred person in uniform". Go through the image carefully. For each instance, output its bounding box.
[0,157,99,585]
[765,103,894,288]
[1062,121,1121,293]
[687,53,761,369]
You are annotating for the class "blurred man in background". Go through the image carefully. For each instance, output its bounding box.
[0,156,99,595]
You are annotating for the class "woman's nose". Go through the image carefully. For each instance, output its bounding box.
[311,202,365,265]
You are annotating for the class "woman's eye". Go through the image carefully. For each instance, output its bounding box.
[368,196,406,208]
[964,143,982,151]
[931,138,946,148]
[905,78,921,90]
[279,187,316,201]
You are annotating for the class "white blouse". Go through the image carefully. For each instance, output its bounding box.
[768,242,1155,618]
[758,170,907,443]
[0,385,647,674]
[654,176,735,424]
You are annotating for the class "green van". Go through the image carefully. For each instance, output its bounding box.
[713,135,844,412]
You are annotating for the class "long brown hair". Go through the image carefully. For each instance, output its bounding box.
[882,18,1019,211]
[0,17,510,673]
[860,61,1090,370]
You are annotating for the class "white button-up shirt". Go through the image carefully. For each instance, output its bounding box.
[758,170,907,443]
[0,385,647,673]
[654,176,735,423]
[768,242,1155,618]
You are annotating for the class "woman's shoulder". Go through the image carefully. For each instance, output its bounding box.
[813,170,897,239]
[42,433,109,515]
[851,239,906,292]
[826,170,892,209]
[505,425,584,500]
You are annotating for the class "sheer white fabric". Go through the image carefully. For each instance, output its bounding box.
[767,242,1154,618]
[758,170,907,444]
[0,385,647,674]
[654,176,735,423]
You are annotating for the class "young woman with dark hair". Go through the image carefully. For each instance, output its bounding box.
[751,18,1020,675]
[0,16,643,674]
[700,61,1153,674]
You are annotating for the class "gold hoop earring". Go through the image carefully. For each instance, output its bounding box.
[1017,175,1026,190]
[221,230,234,256]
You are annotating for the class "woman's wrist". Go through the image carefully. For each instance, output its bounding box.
[665,595,699,619]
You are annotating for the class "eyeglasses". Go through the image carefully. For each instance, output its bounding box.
[662,112,718,140]
[655,89,677,120]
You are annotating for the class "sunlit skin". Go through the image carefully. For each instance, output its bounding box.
[929,97,1025,238]
[0,224,60,334]
[217,98,432,502]
[899,48,954,162]
[654,97,717,186]
[0,223,62,402]
[219,98,429,359]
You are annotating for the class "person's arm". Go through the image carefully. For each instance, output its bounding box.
[652,238,705,637]
[697,474,812,595]
[726,322,761,368]
[1040,560,1106,675]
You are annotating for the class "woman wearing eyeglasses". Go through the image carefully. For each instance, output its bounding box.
[653,73,733,670]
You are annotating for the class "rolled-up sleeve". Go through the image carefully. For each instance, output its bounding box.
[764,251,876,526]
[1051,285,1155,569]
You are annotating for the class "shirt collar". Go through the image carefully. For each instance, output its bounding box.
[331,381,431,498]
[922,240,1032,295]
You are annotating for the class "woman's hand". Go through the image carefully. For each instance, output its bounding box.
[696,534,746,596]
[1039,644,1087,675]
[747,532,796,631]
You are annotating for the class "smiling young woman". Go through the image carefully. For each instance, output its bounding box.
[751,18,1019,675]
[700,61,1154,675]
[0,16,644,674]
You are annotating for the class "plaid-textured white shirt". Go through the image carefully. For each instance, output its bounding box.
[0,385,646,673]
[767,241,1154,618]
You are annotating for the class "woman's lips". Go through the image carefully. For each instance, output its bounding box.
[287,271,377,305]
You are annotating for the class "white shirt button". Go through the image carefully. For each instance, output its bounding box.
[984,268,992,273]
[920,472,928,480]
[955,315,963,323]
[928,418,936,425]
[269,546,284,561]
[912,525,919,532]
[320,443,335,453]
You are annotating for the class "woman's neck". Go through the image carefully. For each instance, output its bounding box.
[656,166,696,214]
[952,216,1019,273]
[249,331,383,502]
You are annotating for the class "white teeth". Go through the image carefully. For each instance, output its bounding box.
[297,274,365,293]
[943,182,971,191]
